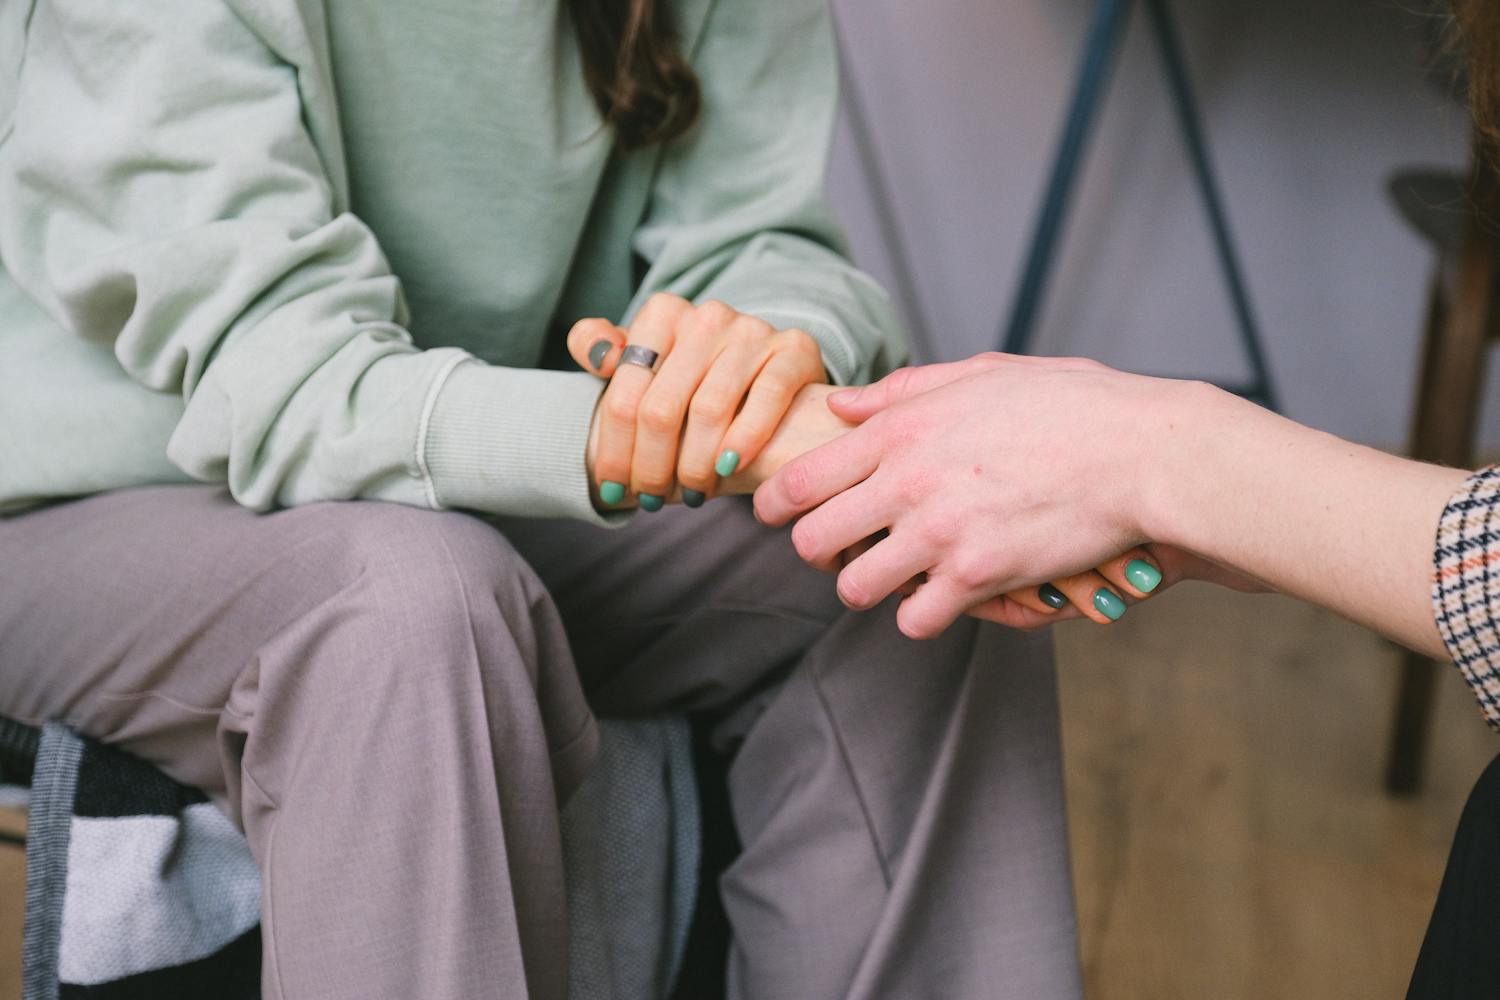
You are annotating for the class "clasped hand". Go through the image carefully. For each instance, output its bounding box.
[569,293,843,506]
[572,305,1230,637]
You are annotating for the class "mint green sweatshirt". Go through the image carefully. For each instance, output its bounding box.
[0,0,904,521]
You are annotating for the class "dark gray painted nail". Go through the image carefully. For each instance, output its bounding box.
[1038,583,1068,609]
[587,340,611,371]
[682,489,706,508]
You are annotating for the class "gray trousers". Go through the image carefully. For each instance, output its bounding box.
[0,485,1081,1000]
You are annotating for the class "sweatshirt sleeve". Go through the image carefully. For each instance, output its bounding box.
[0,0,609,522]
[626,0,908,386]
[1433,465,1500,730]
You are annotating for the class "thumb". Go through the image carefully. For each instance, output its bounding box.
[566,317,628,378]
[828,355,1000,420]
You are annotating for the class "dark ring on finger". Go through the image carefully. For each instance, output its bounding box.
[618,345,660,374]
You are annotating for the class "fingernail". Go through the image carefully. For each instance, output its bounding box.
[638,493,664,512]
[587,340,612,371]
[830,387,860,405]
[682,488,706,508]
[1038,583,1068,610]
[1125,559,1162,593]
[1094,588,1127,621]
[715,450,740,477]
[599,480,625,505]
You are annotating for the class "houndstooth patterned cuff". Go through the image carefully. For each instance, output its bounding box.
[1434,465,1500,730]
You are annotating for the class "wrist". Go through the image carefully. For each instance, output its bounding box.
[1131,378,1251,553]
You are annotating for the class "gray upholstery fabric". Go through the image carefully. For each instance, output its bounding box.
[563,718,700,1000]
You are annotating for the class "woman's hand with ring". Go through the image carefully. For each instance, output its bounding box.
[567,293,827,510]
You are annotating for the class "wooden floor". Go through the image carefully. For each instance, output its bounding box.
[0,809,22,1000]
[1057,584,1496,999]
[0,584,1491,999]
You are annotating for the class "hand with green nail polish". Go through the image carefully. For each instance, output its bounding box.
[571,294,831,512]
[585,376,858,513]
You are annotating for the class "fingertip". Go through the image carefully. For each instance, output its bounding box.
[826,387,864,413]
[751,491,783,527]
[569,319,625,376]
[896,610,930,641]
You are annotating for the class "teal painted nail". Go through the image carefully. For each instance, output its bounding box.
[1125,559,1162,594]
[587,339,612,371]
[599,480,625,505]
[714,450,740,477]
[1094,588,1127,621]
[1038,583,1068,610]
[638,493,664,512]
[682,488,706,508]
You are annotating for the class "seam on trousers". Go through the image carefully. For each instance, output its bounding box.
[93,689,228,717]
[807,666,893,889]
[259,801,288,1000]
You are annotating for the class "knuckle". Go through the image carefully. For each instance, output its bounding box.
[676,462,715,490]
[693,299,737,331]
[643,292,687,317]
[779,458,817,505]
[688,391,733,425]
[951,556,993,593]
[603,391,639,425]
[776,326,815,349]
[638,396,683,435]
[750,376,792,403]
[731,315,773,344]
[915,513,956,550]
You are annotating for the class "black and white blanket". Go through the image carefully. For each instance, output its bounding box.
[0,713,700,1000]
[0,716,260,1000]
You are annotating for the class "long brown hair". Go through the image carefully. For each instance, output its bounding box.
[1456,0,1500,147]
[569,0,701,150]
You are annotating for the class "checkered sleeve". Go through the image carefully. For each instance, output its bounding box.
[1434,465,1500,729]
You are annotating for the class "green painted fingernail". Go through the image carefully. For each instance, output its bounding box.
[599,480,625,505]
[682,488,706,508]
[1094,588,1127,621]
[1125,559,1162,593]
[715,450,740,477]
[1038,583,1068,610]
[587,340,611,371]
[638,493,664,512]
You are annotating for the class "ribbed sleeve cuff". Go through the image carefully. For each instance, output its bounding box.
[1433,465,1500,730]
[422,361,620,525]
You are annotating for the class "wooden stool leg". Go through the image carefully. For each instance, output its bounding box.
[1386,651,1442,795]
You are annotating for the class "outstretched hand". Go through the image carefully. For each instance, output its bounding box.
[754,352,1261,638]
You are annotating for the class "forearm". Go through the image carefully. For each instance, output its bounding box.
[1139,382,1468,656]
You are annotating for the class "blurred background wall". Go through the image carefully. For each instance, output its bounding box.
[817,6,1500,995]
[826,0,1474,448]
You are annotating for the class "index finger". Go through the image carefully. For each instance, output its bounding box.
[752,422,882,526]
